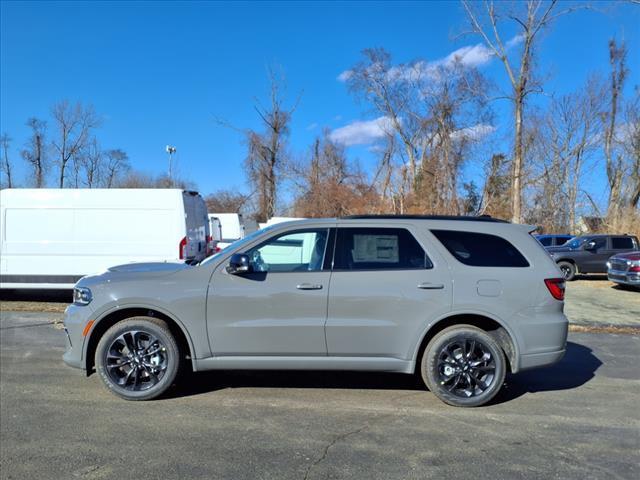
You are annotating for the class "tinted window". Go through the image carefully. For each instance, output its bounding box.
[591,237,607,249]
[538,237,552,246]
[611,237,634,249]
[431,230,529,267]
[246,229,328,272]
[334,228,432,270]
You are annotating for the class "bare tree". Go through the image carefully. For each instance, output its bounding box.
[291,132,376,217]
[103,149,130,188]
[21,118,47,187]
[205,190,250,213]
[51,100,101,188]
[242,69,297,222]
[343,48,491,214]
[462,0,578,223]
[0,134,14,188]
[622,90,640,209]
[81,138,103,188]
[603,39,628,218]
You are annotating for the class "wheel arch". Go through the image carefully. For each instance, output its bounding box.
[412,313,519,374]
[83,306,195,376]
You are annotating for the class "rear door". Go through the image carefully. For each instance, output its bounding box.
[325,224,452,360]
[182,192,208,262]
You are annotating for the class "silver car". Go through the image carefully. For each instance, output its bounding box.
[63,216,568,407]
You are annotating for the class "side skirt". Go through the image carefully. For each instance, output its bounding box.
[193,356,415,374]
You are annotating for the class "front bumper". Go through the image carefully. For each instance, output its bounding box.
[62,303,94,371]
[608,269,640,286]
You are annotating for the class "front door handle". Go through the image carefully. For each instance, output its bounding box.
[417,282,444,290]
[296,283,323,290]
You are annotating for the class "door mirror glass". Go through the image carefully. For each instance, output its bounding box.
[584,241,597,251]
[226,253,252,275]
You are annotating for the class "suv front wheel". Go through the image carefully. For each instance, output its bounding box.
[421,325,506,407]
[95,317,181,401]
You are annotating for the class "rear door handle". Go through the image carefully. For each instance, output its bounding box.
[417,282,444,290]
[296,283,323,290]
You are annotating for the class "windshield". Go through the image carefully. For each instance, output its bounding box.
[565,237,589,249]
[198,225,277,266]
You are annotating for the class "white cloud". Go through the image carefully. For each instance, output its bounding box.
[450,124,496,141]
[306,122,318,131]
[329,116,394,146]
[338,35,522,83]
[337,70,353,82]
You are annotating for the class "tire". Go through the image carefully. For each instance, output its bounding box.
[95,317,181,401]
[557,261,576,281]
[421,325,506,407]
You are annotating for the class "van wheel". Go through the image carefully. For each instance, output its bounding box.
[421,325,506,407]
[95,317,180,401]
[557,261,576,281]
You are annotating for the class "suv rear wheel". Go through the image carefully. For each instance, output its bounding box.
[421,325,506,407]
[557,261,576,281]
[95,317,181,400]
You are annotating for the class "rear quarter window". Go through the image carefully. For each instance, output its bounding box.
[431,230,529,267]
[611,237,634,249]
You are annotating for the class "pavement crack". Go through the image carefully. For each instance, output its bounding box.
[302,424,369,480]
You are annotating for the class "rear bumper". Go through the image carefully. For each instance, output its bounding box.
[519,348,565,371]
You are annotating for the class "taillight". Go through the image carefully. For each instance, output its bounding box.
[215,245,222,253]
[544,278,565,301]
[179,236,187,259]
[205,235,213,257]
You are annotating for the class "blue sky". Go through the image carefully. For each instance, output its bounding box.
[1,0,639,206]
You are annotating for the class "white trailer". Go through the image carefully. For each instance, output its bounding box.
[211,213,245,250]
[0,188,210,289]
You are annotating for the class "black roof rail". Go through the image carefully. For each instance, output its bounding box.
[340,215,510,223]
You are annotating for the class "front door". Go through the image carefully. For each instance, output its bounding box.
[207,228,330,355]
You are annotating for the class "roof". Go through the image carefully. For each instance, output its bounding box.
[341,215,509,223]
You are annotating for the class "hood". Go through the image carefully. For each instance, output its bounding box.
[107,261,190,274]
[610,251,640,262]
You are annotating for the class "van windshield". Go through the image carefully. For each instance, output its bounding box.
[198,225,277,266]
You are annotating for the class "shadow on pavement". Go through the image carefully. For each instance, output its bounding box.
[168,340,602,403]
[495,341,602,404]
[0,289,72,303]
[573,274,608,281]
[169,369,423,399]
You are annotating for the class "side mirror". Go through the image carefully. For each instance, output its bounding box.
[584,241,597,251]
[226,253,252,275]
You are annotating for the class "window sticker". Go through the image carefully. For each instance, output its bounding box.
[352,234,399,263]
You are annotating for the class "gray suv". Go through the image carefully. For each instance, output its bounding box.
[63,216,568,407]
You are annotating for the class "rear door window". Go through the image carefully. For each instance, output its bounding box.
[334,228,432,270]
[611,237,634,249]
[431,230,529,267]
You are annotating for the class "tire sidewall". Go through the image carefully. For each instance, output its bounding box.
[557,261,576,281]
[95,318,180,401]
[421,327,506,407]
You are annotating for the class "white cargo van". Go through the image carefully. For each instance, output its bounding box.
[207,215,223,253]
[211,213,245,250]
[0,188,210,289]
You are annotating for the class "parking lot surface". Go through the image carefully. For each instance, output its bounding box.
[1,310,638,480]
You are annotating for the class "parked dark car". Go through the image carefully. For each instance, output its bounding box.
[534,234,573,248]
[547,234,639,280]
[607,251,640,289]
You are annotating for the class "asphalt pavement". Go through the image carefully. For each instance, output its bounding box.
[0,311,639,480]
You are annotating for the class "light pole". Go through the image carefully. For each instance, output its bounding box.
[166,145,176,187]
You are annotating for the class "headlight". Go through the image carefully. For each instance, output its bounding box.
[73,287,93,306]
[606,261,611,269]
